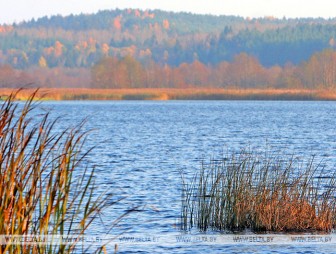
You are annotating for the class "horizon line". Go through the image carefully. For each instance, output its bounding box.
[1,7,336,26]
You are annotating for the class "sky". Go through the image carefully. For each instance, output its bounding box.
[1,0,336,24]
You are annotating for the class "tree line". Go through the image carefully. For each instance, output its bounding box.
[1,49,336,89]
[90,49,336,89]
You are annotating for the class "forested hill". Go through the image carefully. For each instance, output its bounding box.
[2,9,336,89]
[1,8,336,69]
[18,9,244,33]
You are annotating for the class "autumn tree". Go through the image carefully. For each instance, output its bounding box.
[211,61,229,87]
[0,64,16,87]
[177,60,210,87]
[119,55,145,88]
[0,64,34,88]
[226,53,266,88]
[276,63,302,88]
[301,49,336,88]
[91,55,145,88]
[91,57,119,88]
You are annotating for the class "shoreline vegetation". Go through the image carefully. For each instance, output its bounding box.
[0,90,127,253]
[1,88,336,101]
[181,151,336,233]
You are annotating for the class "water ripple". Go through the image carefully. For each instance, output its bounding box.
[41,100,336,253]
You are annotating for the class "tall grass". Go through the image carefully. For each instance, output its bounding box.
[181,151,336,233]
[0,90,124,253]
[1,88,336,101]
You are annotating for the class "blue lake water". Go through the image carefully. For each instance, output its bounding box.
[41,100,336,253]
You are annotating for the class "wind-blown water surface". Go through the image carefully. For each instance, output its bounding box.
[42,100,336,253]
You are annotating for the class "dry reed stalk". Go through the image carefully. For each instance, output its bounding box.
[2,87,336,101]
[0,89,129,253]
[181,151,336,233]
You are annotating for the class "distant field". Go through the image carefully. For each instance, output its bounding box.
[1,88,336,101]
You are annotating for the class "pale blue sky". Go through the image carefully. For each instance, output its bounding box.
[1,0,336,24]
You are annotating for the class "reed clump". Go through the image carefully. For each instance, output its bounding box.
[181,151,336,233]
[2,88,336,101]
[0,90,117,253]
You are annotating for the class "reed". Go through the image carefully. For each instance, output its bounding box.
[181,151,336,233]
[2,88,336,101]
[0,90,124,253]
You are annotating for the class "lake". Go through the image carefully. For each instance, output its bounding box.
[41,100,336,253]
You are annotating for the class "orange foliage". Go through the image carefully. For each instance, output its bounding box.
[88,37,96,46]
[54,41,63,57]
[143,10,155,19]
[226,53,265,87]
[114,16,122,30]
[139,48,152,58]
[87,37,97,53]
[0,25,13,33]
[101,43,109,55]
[134,9,141,17]
[43,47,54,55]
[163,20,170,30]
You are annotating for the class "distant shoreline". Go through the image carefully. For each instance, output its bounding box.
[1,88,336,101]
